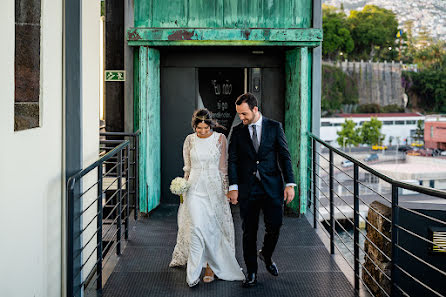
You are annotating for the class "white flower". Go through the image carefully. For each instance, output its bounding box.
[170,177,189,196]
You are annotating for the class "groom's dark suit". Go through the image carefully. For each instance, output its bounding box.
[228,116,295,274]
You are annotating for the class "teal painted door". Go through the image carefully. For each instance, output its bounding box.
[139,47,161,213]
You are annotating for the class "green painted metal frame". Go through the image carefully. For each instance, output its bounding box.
[127,28,322,47]
[138,47,161,213]
[285,47,311,213]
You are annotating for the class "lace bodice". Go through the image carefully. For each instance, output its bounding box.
[183,132,229,193]
[169,132,235,268]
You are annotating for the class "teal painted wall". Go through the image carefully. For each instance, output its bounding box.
[285,47,311,213]
[138,47,161,213]
[135,0,312,29]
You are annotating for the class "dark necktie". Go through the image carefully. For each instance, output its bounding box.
[251,125,259,152]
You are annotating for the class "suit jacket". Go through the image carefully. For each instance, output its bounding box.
[228,116,296,201]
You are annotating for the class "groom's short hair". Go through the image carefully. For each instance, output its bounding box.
[235,93,258,110]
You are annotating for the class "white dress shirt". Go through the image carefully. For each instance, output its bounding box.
[229,114,296,192]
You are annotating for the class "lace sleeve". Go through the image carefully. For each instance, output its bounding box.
[183,135,191,180]
[218,133,229,194]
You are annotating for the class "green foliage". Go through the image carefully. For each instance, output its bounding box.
[381,104,405,113]
[403,68,446,113]
[322,5,354,60]
[355,103,405,113]
[356,103,380,113]
[337,119,361,148]
[414,120,424,142]
[359,117,385,146]
[322,65,359,114]
[348,5,399,61]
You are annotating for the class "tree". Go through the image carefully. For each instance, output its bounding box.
[348,5,399,61]
[359,117,385,146]
[414,120,424,143]
[337,119,361,151]
[322,6,354,60]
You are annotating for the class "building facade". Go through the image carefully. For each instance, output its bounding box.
[127,0,323,214]
[424,115,446,150]
[0,1,101,296]
[321,113,425,147]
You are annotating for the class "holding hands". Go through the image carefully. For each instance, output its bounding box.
[227,190,238,205]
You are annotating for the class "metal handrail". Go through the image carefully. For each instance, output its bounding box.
[308,132,446,297]
[67,127,143,297]
[309,132,446,199]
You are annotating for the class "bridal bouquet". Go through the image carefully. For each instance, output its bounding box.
[170,177,189,203]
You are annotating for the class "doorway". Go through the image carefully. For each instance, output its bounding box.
[160,48,285,204]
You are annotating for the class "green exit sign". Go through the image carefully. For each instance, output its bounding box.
[105,70,126,82]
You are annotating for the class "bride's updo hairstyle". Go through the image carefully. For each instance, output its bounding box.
[191,108,226,131]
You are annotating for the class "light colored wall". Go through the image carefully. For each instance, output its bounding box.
[321,116,424,147]
[81,0,101,283]
[0,0,100,296]
[0,0,63,296]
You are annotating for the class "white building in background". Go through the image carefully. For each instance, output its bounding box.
[321,113,425,147]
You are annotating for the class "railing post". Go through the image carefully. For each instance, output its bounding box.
[117,150,122,255]
[312,137,317,229]
[96,163,103,291]
[67,180,75,297]
[133,135,137,221]
[125,146,130,240]
[329,149,334,254]
[135,133,140,220]
[391,185,399,296]
[353,164,360,292]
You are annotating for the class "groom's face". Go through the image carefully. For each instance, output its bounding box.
[236,102,258,126]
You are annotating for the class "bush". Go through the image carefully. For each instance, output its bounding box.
[322,65,359,114]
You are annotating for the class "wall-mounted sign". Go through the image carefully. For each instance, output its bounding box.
[198,68,244,137]
[105,70,126,82]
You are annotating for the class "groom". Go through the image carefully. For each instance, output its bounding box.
[227,93,296,288]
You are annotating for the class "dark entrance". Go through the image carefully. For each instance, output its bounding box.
[160,48,285,204]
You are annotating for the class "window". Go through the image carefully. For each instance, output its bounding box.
[406,120,416,125]
[383,121,394,125]
[395,121,405,125]
[14,0,41,131]
[431,126,434,138]
[321,122,332,127]
[333,123,342,127]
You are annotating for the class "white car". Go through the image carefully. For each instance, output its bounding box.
[341,160,354,167]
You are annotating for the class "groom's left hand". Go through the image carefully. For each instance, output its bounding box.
[284,186,295,204]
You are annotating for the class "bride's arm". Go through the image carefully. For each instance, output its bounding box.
[183,135,191,180]
[218,134,229,194]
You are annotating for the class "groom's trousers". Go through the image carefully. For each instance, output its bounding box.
[239,179,283,274]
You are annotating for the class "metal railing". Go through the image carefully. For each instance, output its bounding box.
[308,132,446,297]
[67,129,140,297]
[100,130,140,221]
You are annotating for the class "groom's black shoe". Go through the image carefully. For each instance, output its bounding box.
[259,250,279,276]
[242,273,257,288]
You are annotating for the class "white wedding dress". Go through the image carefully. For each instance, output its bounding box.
[169,132,244,286]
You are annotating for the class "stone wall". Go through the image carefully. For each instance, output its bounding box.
[324,60,405,107]
[363,201,392,297]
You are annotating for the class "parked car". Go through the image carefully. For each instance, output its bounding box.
[341,160,354,167]
[372,145,388,151]
[364,153,379,162]
[398,145,411,152]
[441,151,446,156]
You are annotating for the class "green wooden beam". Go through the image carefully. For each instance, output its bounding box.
[285,48,301,213]
[128,40,321,47]
[285,47,311,214]
[127,28,322,46]
[138,47,161,213]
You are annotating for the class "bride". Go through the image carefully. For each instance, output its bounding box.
[169,108,244,287]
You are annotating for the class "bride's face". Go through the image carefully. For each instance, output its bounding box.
[196,122,211,136]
